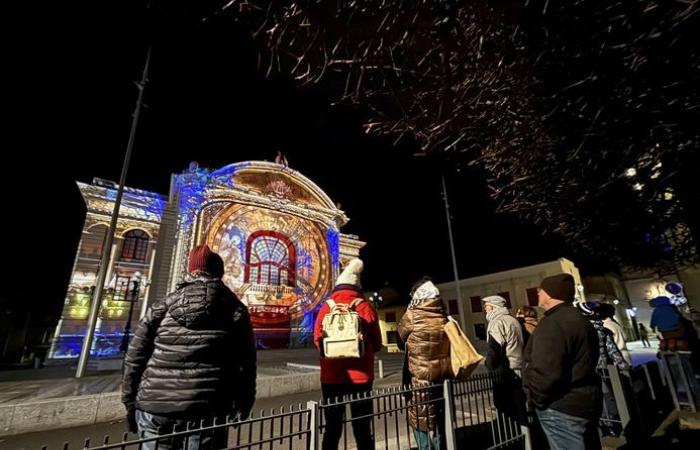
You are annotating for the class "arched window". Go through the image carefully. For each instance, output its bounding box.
[80,224,108,259]
[244,231,296,286]
[121,229,149,262]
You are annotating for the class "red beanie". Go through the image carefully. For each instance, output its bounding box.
[188,245,224,278]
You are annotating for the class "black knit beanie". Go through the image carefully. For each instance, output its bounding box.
[540,273,575,303]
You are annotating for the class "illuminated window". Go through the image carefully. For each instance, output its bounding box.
[448,299,459,315]
[470,296,483,313]
[474,324,487,340]
[498,292,512,308]
[526,288,539,306]
[387,331,399,344]
[80,225,107,259]
[245,231,296,287]
[121,230,149,262]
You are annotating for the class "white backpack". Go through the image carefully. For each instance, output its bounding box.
[321,298,365,359]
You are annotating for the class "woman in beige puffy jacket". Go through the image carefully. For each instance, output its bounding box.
[398,278,451,450]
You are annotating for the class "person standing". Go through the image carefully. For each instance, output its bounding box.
[122,245,257,450]
[483,295,526,426]
[523,274,602,450]
[638,323,651,348]
[598,303,631,366]
[515,305,539,345]
[313,258,382,450]
[399,277,451,450]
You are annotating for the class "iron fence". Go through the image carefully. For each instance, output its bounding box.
[41,405,312,450]
[38,373,531,450]
[41,355,700,450]
[659,351,700,412]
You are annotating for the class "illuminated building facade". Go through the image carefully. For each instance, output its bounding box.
[50,161,364,358]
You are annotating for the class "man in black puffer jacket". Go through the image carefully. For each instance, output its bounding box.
[122,245,256,449]
[523,273,601,450]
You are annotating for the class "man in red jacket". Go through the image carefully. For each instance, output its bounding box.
[313,258,382,450]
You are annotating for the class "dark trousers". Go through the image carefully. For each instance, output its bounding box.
[641,336,650,347]
[136,410,228,450]
[321,383,374,450]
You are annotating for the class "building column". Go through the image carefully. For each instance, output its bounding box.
[141,246,158,319]
[94,241,119,337]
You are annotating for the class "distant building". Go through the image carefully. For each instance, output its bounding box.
[365,287,406,353]
[436,258,584,342]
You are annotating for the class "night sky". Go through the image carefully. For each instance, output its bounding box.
[4,2,571,319]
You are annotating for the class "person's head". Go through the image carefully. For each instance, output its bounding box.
[409,276,440,309]
[639,323,647,330]
[578,301,604,320]
[482,295,507,315]
[516,305,538,319]
[538,273,575,310]
[335,258,364,289]
[597,302,616,320]
[410,276,434,297]
[188,244,225,279]
[650,295,671,308]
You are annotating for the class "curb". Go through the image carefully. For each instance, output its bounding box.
[0,373,321,437]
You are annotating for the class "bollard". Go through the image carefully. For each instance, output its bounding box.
[378,359,384,379]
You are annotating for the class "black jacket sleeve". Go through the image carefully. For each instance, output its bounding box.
[523,319,566,409]
[233,305,257,418]
[121,298,168,407]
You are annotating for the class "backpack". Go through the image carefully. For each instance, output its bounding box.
[321,298,365,359]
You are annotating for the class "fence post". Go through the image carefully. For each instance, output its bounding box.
[307,401,320,450]
[608,364,631,429]
[660,353,682,411]
[443,380,457,450]
[642,363,657,401]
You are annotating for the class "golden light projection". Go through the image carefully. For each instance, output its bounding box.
[206,204,333,348]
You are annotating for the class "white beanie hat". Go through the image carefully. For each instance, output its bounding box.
[408,281,440,309]
[336,258,363,287]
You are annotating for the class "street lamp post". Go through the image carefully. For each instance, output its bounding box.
[120,275,141,353]
[75,47,152,378]
[441,172,465,329]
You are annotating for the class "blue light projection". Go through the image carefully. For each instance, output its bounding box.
[326,227,340,272]
[174,162,252,230]
[102,188,166,222]
[51,332,132,358]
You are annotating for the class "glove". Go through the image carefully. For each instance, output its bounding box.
[125,404,138,434]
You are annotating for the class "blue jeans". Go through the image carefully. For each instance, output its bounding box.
[413,429,442,450]
[136,410,228,450]
[536,409,600,450]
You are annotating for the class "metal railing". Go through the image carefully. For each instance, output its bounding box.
[37,354,700,450]
[41,405,312,450]
[450,371,528,450]
[659,351,700,412]
[39,373,530,450]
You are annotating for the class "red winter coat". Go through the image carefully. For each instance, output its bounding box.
[313,286,382,385]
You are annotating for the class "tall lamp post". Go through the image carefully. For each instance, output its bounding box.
[75,47,152,378]
[441,171,465,329]
[120,273,142,354]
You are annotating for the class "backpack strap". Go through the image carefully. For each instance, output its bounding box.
[326,299,337,310]
[349,298,365,310]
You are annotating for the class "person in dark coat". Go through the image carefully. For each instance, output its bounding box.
[523,274,602,450]
[122,245,256,450]
[399,278,451,450]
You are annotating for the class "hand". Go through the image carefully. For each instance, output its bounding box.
[125,404,138,434]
